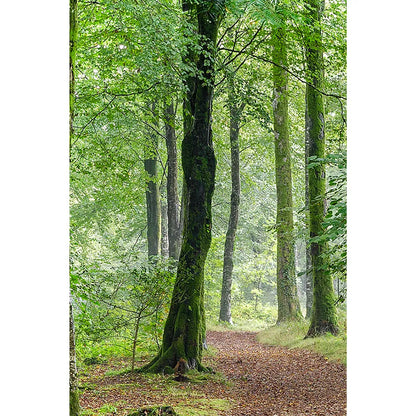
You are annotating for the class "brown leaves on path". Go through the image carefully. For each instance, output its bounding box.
[80,330,346,415]
[206,330,346,415]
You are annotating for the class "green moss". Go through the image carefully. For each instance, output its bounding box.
[257,314,346,365]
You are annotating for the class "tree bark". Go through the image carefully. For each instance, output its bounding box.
[272,21,302,323]
[164,101,182,260]
[70,301,80,416]
[70,1,81,412]
[219,74,242,324]
[304,0,338,336]
[304,97,313,319]
[144,102,161,260]
[139,1,224,373]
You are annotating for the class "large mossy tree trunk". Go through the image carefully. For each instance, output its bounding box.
[139,0,224,373]
[272,21,302,323]
[144,102,161,260]
[164,101,182,260]
[219,74,243,325]
[304,0,338,337]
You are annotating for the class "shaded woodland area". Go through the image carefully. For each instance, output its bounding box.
[69,0,347,414]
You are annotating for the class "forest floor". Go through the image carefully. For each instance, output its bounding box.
[79,331,346,416]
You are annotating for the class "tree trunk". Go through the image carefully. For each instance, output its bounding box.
[272,21,302,323]
[304,97,313,319]
[131,312,142,371]
[304,0,338,337]
[219,74,242,325]
[70,301,80,416]
[70,1,81,412]
[69,0,77,150]
[144,102,161,260]
[139,1,223,373]
[161,197,169,257]
[164,101,182,260]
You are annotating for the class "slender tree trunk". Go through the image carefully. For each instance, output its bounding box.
[70,2,81,413]
[161,192,169,257]
[304,99,313,318]
[164,101,182,260]
[69,0,77,150]
[139,1,223,373]
[144,102,161,260]
[304,0,338,336]
[69,301,80,416]
[272,21,302,323]
[219,74,243,324]
[131,312,142,371]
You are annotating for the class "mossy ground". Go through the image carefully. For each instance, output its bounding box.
[257,309,346,365]
[78,349,232,416]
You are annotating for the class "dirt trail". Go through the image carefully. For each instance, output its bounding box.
[206,331,346,415]
[80,330,346,415]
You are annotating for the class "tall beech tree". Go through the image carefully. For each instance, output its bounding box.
[219,73,244,324]
[164,101,182,260]
[304,0,338,336]
[271,16,302,322]
[144,103,162,260]
[69,1,81,414]
[140,0,225,373]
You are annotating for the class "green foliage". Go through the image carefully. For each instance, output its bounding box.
[70,0,346,359]
[72,256,176,360]
[308,151,346,300]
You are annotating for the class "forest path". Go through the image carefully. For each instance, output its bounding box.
[79,330,346,415]
[206,330,346,416]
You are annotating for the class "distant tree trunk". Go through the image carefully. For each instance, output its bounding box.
[304,99,313,319]
[69,0,77,150]
[69,301,80,416]
[305,0,338,337]
[144,102,161,260]
[139,0,223,373]
[219,74,243,325]
[70,1,81,412]
[161,191,169,257]
[164,101,182,260]
[272,21,302,323]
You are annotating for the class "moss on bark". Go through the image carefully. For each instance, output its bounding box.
[304,0,338,337]
[272,21,302,323]
[139,1,223,373]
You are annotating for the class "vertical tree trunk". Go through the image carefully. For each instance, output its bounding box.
[144,102,161,260]
[219,74,243,324]
[69,0,77,150]
[164,101,182,260]
[69,301,80,416]
[139,1,224,373]
[70,1,81,413]
[161,191,169,257]
[304,99,313,318]
[272,21,302,323]
[305,0,338,336]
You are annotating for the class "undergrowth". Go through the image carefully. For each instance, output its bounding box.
[257,308,347,365]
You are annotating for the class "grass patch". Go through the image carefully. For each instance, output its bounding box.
[81,403,118,415]
[257,314,346,365]
[175,398,231,416]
